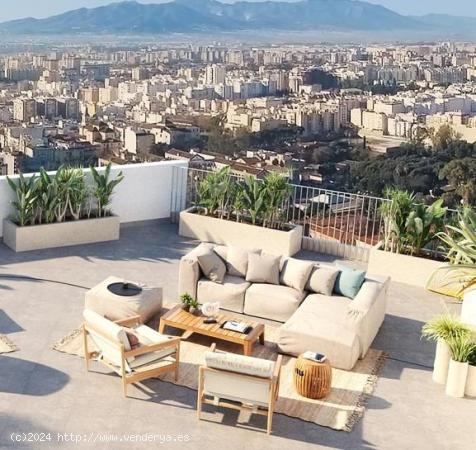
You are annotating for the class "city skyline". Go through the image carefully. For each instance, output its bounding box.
[0,0,474,22]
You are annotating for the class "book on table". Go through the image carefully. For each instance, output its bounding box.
[222,320,252,334]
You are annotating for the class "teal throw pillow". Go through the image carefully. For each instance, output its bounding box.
[334,263,366,299]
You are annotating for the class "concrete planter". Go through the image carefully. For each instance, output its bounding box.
[445,359,469,398]
[367,246,443,288]
[432,338,451,384]
[3,216,120,252]
[179,207,303,256]
[465,365,476,397]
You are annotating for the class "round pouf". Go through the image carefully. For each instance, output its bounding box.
[293,355,332,399]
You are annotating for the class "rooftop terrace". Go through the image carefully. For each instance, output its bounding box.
[0,220,473,450]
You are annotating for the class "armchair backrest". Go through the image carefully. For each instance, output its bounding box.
[83,309,131,367]
[202,350,279,407]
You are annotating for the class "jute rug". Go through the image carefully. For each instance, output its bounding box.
[0,334,18,354]
[53,324,386,432]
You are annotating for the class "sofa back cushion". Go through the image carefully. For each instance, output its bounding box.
[197,249,227,284]
[280,258,314,292]
[305,266,340,295]
[226,246,261,278]
[246,253,280,285]
[334,263,366,299]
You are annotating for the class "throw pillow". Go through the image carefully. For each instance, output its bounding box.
[306,266,340,295]
[197,249,226,284]
[226,246,261,278]
[280,258,314,292]
[246,253,280,285]
[334,263,366,299]
[125,330,140,349]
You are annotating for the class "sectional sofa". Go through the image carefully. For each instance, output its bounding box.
[178,243,390,370]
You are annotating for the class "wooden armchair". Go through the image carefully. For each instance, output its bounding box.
[197,343,282,434]
[83,309,180,397]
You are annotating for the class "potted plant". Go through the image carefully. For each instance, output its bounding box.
[179,167,303,256]
[368,188,447,287]
[180,293,201,315]
[4,163,124,252]
[445,336,476,398]
[465,346,476,397]
[427,208,476,323]
[421,314,472,384]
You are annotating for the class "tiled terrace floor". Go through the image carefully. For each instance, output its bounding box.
[0,221,474,450]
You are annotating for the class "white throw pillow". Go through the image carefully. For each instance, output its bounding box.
[226,246,261,278]
[197,249,226,284]
[280,258,315,292]
[246,253,281,285]
[306,266,340,296]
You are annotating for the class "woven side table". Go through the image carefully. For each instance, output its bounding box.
[293,355,332,399]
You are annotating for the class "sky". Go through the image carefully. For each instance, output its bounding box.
[0,0,474,22]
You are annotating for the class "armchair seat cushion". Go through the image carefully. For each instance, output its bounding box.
[197,275,250,313]
[244,283,305,322]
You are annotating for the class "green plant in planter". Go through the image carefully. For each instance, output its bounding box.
[196,166,232,218]
[90,163,124,218]
[231,180,246,222]
[421,314,472,342]
[262,172,292,230]
[54,166,87,222]
[446,336,476,362]
[242,175,266,225]
[35,168,59,224]
[380,188,414,254]
[404,199,447,256]
[426,208,476,298]
[180,293,200,312]
[6,173,38,226]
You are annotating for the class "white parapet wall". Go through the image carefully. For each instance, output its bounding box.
[0,160,189,238]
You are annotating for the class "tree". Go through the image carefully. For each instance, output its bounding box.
[429,124,459,151]
[440,158,476,205]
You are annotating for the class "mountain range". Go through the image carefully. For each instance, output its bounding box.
[0,0,475,36]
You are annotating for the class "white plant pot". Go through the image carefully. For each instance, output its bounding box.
[461,289,476,327]
[465,365,476,397]
[445,359,469,398]
[432,338,451,384]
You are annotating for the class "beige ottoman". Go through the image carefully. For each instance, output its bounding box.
[85,276,162,323]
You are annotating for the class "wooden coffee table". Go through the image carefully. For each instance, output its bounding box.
[159,304,265,356]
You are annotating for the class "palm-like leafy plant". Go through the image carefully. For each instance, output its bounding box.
[35,168,58,224]
[90,163,124,218]
[427,208,476,297]
[405,199,447,256]
[6,174,38,226]
[242,175,266,225]
[380,188,415,253]
[262,172,292,229]
[196,167,232,218]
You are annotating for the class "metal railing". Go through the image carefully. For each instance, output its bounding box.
[171,166,388,261]
[170,166,459,262]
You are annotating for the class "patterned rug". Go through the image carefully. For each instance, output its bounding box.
[53,324,386,432]
[0,334,18,354]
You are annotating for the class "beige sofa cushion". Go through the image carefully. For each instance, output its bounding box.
[226,246,260,278]
[197,249,226,283]
[197,275,250,313]
[246,253,280,285]
[205,350,274,378]
[244,283,305,322]
[277,310,360,370]
[280,258,314,292]
[305,266,340,295]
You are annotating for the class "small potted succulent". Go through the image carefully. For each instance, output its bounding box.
[421,314,472,384]
[180,293,201,315]
[446,336,476,398]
